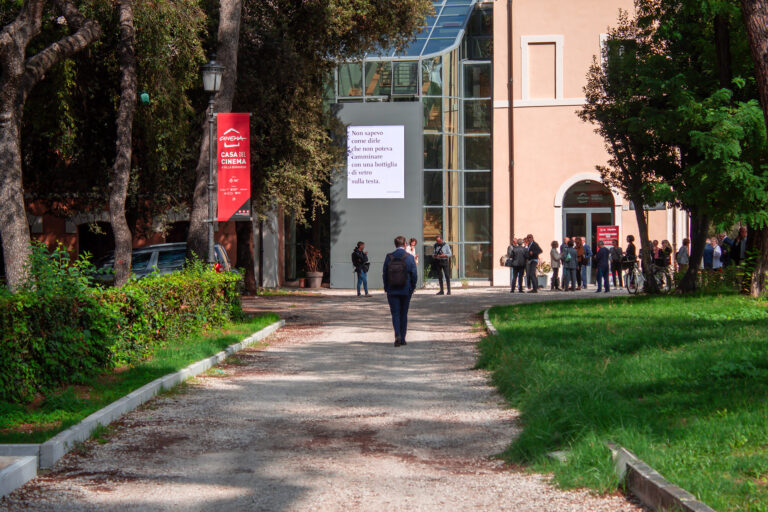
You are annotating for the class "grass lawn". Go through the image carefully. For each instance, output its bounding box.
[479,293,768,512]
[0,313,280,444]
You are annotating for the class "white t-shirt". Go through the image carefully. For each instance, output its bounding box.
[406,245,419,264]
[713,245,722,269]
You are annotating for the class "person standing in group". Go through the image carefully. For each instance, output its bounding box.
[732,226,748,266]
[712,237,723,270]
[561,239,578,291]
[625,235,637,263]
[717,233,732,268]
[525,234,543,293]
[610,240,623,288]
[676,238,690,273]
[581,237,593,289]
[574,237,585,290]
[560,236,570,255]
[703,238,714,270]
[351,241,371,297]
[594,240,611,293]
[550,241,561,291]
[510,238,527,292]
[432,236,452,295]
[661,240,673,269]
[406,238,419,264]
[383,236,418,347]
[651,240,663,267]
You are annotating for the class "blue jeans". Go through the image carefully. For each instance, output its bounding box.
[581,264,590,288]
[387,293,412,342]
[596,266,610,291]
[356,271,368,295]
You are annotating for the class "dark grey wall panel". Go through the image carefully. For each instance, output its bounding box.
[331,102,423,289]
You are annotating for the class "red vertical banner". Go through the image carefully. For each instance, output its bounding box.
[217,113,251,221]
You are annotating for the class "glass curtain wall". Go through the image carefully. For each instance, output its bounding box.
[333,4,492,280]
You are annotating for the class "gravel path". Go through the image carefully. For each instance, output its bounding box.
[1,288,643,511]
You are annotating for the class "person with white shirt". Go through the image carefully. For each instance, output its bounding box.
[712,237,723,270]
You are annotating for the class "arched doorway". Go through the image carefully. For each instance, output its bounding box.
[562,179,615,250]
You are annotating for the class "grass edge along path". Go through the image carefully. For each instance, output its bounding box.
[0,313,280,444]
[478,293,768,512]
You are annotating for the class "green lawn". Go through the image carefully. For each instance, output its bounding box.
[479,293,768,512]
[0,313,280,444]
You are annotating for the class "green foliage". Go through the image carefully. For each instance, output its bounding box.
[0,243,242,404]
[479,295,768,512]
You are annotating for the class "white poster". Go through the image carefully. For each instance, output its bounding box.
[347,125,405,199]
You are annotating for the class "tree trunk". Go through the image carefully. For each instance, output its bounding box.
[235,219,257,294]
[741,0,768,296]
[679,210,708,292]
[749,226,768,296]
[714,14,732,89]
[630,193,659,293]
[0,1,100,290]
[0,108,31,291]
[109,0,137,288]
[187,0,243,262]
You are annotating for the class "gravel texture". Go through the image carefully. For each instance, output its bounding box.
[1,287,644,511]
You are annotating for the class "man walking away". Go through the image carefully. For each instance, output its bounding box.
[526,234,543,293]
[383,236,418,347]
[433,236,452,295]
[352,241,371,297]
[594,240,611,293]
[511,239,527,292]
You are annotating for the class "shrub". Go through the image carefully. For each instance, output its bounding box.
[0,243,242,403]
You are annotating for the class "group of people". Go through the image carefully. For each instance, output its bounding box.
[699,226,749,271]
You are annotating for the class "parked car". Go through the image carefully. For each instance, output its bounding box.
[93,242,232,285]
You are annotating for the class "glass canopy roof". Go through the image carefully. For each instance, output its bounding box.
[365,0,477,60]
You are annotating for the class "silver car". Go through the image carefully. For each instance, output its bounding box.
[94,242,233,284]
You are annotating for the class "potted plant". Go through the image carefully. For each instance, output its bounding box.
[303,242,323,289]
[537,261,551,289]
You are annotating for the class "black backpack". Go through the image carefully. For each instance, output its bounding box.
[387,252,408,288]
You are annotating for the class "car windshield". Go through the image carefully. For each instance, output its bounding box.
[156,249,186,270]
[132,252,152,271]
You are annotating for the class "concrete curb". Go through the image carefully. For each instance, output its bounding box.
[481,311,714,512]
[0,457,37,498]
[482,309,498,336]
[0,319,284,497]
[608,443,715,512]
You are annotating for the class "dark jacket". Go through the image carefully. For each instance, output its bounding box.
[511,245,527,268]
[594,246,611,269]
[625,242,637,260]
[527,241,543,260]
[352,248,369,273]
[383,248,418,296]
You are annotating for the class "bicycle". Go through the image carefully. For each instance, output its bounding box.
[651,263,673,294]
[624,259,643,294]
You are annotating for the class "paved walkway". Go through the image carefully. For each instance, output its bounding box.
[1,288,642,511]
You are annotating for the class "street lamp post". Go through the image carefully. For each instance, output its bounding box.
[201,56,224,264]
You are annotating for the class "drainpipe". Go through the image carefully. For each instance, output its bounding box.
[508,0,515,236]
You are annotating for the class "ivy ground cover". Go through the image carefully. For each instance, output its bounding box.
[479,293,768,512]
[0,313,279,444]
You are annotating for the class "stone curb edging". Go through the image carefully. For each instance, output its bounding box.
[0,457,37,498]
[0,319,284,497]
[482,311,715,512]
[482,308,498,336]
[608,443,715,512]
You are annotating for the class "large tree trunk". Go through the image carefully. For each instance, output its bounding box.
[0,1,100,290]
[741,0,768,296]
[235,217,257,294]
[187,0,243,262]
[109,0,137,288]
[748,226,768,296]
[679,210,708,292]
[630,193,659,293]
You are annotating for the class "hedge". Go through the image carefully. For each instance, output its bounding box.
[0,243,242,403]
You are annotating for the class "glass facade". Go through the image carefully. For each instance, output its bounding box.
[330,1,492,280]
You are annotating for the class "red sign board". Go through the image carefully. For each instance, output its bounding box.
[217,113,251,222]
[596,226,620,246]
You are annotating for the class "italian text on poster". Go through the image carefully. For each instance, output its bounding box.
[347,125,405,199]
[217,113,251,222]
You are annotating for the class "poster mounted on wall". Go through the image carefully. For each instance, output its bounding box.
[346,125,405,199]
[217,113,251,221]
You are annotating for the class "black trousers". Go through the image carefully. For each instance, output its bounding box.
[512,266,525,291]
[435,262,451,292]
